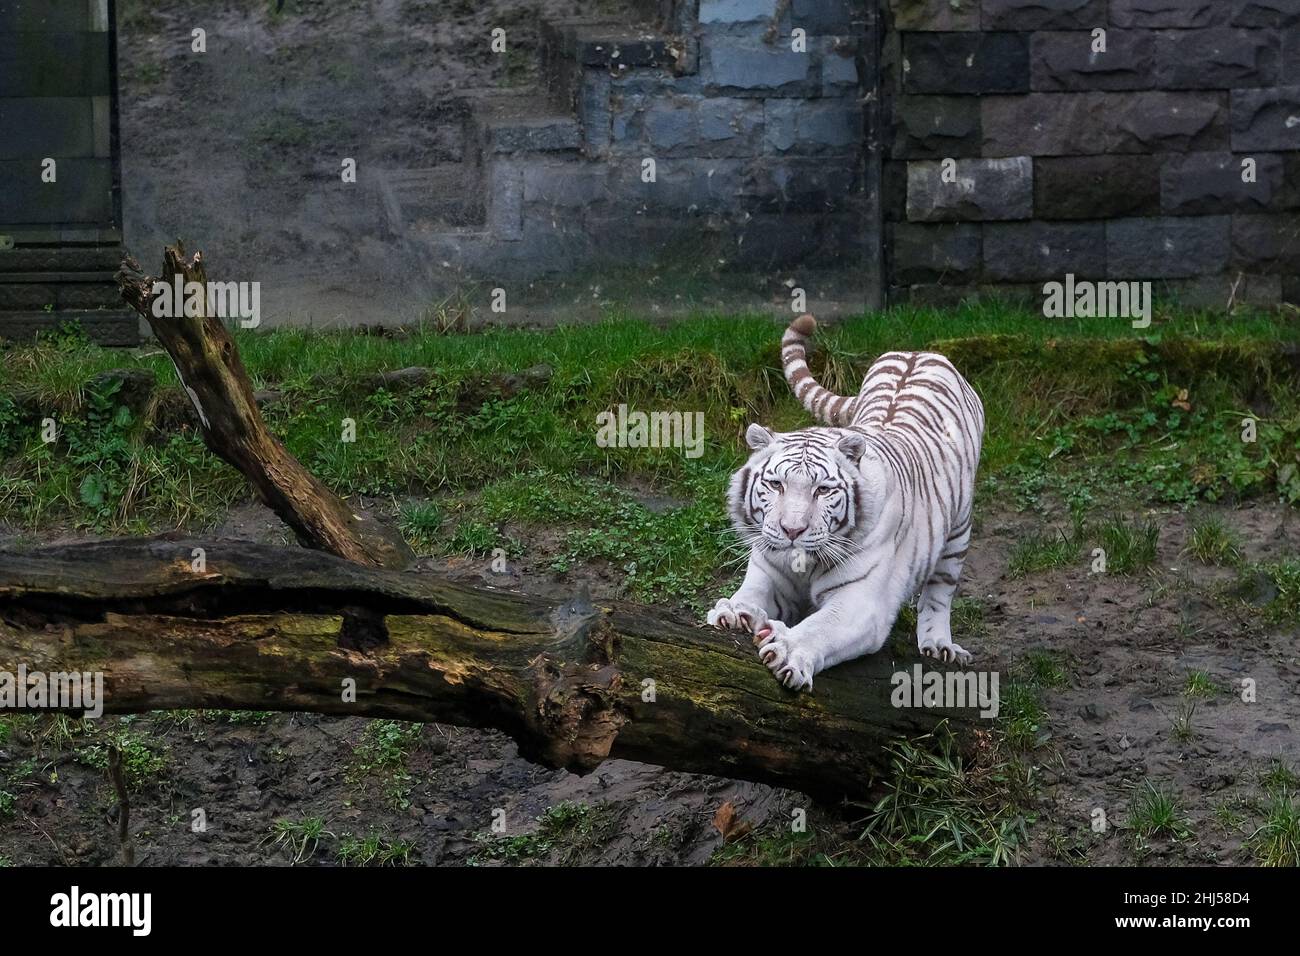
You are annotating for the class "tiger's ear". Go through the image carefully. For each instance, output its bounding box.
[837,432,867,464]
[745,423,776,450]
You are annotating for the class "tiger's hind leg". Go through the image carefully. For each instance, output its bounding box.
[916,524,973,665]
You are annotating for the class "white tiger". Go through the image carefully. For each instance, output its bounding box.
[707,314,984,691]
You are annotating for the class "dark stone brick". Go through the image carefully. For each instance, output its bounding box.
[883,159,909,221]
[1110,0,1230,28]
[889,222,983,283]
[697,98,765,155]
[730,213,863,268]
[0,98,94,160]
[1285,273,1300,304]
[0,0,94,31]
[702,39,814,95]
[1161,152,1284,213]
[1106,216,1231,278]
[699,0,779,23]
[906,156,1034,221]
[0,284,58,309]
[1159,273,1282,307]
[56,283,123,309]
[984,91,1227,155]
[1232,86,1300,150]
[891,95,982,158]
[523,164,612,208]
[1231,1,1300,28]
[983,221,1106,281]
[744,158,864,212]
[820,41,860,93]
[0,158,113,223]
[1231,213,1300,273]
[0,34,110,97]
[764,100,862,152]
[1030,30,1155,91]
[1285,29,1300,81]
[1035,155,1162,218]
[791,0,858,33]
[903,32,1029,94]
[1282,153,1300,207]
[888,0,981,30]
[1154,28,1280,88]
[0,310,138,347]
[615,158,750,213]
[982,0,1106,29]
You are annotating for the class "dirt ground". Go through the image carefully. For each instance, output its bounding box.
[1,494,1296,866]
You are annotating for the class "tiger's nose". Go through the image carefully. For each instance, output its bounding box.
[780,521,807,541]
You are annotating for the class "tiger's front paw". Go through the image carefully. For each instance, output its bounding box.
[707,597,768,639]
[754,621,816,692]
[918,632,972,665]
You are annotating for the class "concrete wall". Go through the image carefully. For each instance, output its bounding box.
[882,0,1300,306]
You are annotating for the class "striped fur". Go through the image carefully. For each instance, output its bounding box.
[708,314,984,691]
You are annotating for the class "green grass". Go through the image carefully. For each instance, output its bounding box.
[1183,670,1218,698]
[1007,513,1086,578]
[1020,650,1069,689]
[266,815,332,865]
[1097,514,1160,574]
[1126,780,1193,841]
[72,725,169,792]
[1186,516,1242,565]
[1259,760,1299,793]
[470,802,624,865]
[999,682,1048,749]
[1248,792,1300,866]
[1255,560,1300,623]
[337,831,416,866]
[1169,700,1197,742]
[858,729,1028,866]
[345,720,423,810]
[2,306,1299,607]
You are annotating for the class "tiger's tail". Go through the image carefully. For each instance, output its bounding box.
[782,314,857,426]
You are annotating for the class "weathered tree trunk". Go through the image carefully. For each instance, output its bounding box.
[0,538,969,799]
[116,244,412,570]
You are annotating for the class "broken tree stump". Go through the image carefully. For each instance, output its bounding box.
[116,244,412,570]
[0,538,972,800]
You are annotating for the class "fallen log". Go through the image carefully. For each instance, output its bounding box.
[0,538,972,800]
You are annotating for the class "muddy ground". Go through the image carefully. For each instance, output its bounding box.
[1,495,1296,866]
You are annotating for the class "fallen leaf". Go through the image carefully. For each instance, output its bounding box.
[713,800,753,843]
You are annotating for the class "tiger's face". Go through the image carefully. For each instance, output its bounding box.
[729,424,871,560]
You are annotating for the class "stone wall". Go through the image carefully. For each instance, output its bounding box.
[455,0,878,308]
[882,0,1300,307]
[0,0,135,344]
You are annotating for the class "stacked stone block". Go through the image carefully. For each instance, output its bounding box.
[884,0,1300,306]
[496,0,875,288]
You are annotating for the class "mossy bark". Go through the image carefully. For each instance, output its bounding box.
[0,538,970,799]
